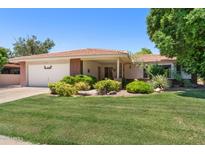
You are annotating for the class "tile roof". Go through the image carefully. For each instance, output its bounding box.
[134,54,176,63]
[10,48,128,61]
[4,63,20,68]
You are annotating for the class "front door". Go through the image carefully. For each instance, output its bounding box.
[104,67,113,79]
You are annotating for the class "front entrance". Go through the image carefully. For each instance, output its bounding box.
[104,67,113,79]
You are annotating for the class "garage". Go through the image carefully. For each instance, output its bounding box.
[28,63,70,86]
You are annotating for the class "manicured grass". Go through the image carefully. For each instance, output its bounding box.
[0,89,205,144]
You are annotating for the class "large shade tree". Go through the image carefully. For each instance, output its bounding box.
[0,47,8,69]
[13,35,55,57]
[147,8,205,79]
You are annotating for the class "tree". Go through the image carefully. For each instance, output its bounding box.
[147,8,205,79]
[130,48,152,64]
[0,47,8,70]
[135,48,152,55]
[6,48,15,58]
[13,35,55,56]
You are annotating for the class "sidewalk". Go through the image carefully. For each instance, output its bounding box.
[0,135,32,145]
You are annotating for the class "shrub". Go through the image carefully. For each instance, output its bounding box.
[151,75,170,89]
[126,80,153,94]
[48,82,58,94]
[145,64,166,78]
[94,79,121,94]
[74,75,97,86]
[55,82,77,96]
[183,79,192,88]
[75,81,90,91]
[61,76,76,85]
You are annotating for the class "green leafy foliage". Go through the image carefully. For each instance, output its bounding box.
[61,75,97,87]
[183,80,193,88]
[134,48,152,56]
[55,82,77,96]
[74,75,97,87]
[13,35,55,57]
[75,82,90,91]
[94,79,121,94]
[48,82,58,94]
[126,80,154,94]
[145,64,166,78]
[151,75,170,89]
[0,47,8,69]
[48,82,77,96]
[131,48,152,62]
[147,8,205,78]
[61,76,76,85]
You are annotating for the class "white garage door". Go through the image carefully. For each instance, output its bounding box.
[28,63,70,86]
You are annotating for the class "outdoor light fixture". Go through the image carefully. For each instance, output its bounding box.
[44,65,52,69]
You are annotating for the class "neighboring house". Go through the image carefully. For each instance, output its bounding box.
[0,63,20,86]
[8,48,191,87]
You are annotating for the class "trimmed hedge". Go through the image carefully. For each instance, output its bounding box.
[48,82,58,94]
[61,75,97,87]
[61,76,76,85]
[48,82,77,96]
[126,80,153,94]
[74,75,97,86]
[94,79,121,95]
[75,81,90,91]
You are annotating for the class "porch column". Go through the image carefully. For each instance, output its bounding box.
[117,58,120,79]
[121,63,124,78]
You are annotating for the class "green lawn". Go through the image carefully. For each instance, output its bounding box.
[0,89,205,144]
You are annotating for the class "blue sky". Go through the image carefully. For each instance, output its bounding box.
[0,9,158,53]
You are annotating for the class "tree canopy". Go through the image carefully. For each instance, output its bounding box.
[0,47,8,69]
[147,8,205,78]
[13,35,55,57]
[134,48,152,55]
[131,48,152,62]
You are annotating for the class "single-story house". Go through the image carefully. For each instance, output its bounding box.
[8,48,191,87]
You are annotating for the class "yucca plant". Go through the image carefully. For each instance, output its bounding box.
[151,75,170,89]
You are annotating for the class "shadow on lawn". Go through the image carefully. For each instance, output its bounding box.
[177,88,205,99]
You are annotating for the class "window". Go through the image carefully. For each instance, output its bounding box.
[1,67,20,74]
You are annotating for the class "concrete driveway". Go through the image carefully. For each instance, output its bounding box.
[0,86,49,104]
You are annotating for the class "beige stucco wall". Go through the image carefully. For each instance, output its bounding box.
[124,64,143,79]
[0,74,20,86]
[83,61,102,79]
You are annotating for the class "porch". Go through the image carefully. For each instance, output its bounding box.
[70,57,128,81]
